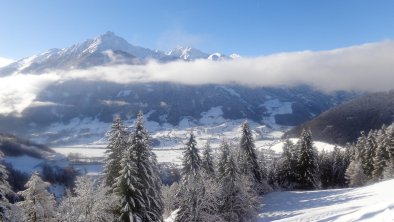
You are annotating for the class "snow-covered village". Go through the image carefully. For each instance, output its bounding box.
[1,1,394,221]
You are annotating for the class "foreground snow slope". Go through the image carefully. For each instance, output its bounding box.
[258,179,394,222]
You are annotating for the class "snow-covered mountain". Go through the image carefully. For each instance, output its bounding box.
[167,46,209,60]
[0,81,355,146]
[0,32,357,146]
[0,31,236,75]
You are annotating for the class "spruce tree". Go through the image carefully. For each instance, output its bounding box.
[373,129,390,180]
[201,140,215,177]
[332,146,347,187]
[363,131,377,178]
[386,125,394,169]
[345,159,367,187]
[181,132,202,178]
[239,121,263,184]
[276,139,298,188]
[114,112,163,222]
[176,133,222,222]
[104,115,128,188]
[0,151,12,221]
[17,173,56,222]
[217,140,231,180]
[220,151,257,221]
[296,129,319,189]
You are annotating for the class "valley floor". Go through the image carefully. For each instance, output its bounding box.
[258,179,394,222]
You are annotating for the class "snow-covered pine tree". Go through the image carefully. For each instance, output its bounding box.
[220,152,258,221]
[345,158,368,187]
[332,145,348,187]
[181,132,202,178]
[217,140,231,180]
[176,134,222,222]
[104,115,128,188]
[114,112,163,222]
[57,176,119,222]
[372,128,390,180]
[296,129,319,189]
[201,140,215,177]
[276,138,298,188]
[0,150,12,221]
[17,173,56,222]
[385,125,394,170]
[363,130,377,179]
[114,146,143,222]
[239,121,263,185]
[319,150,334,188]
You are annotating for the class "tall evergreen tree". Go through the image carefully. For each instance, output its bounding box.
[114,112,163,222]
[0,151,12,221]
[201,140,215,177]
[220,151,257,221]
[176,134,222,222]
[345,159,367,187]
[296,129,319,189]
[239,121,263,184]
[319,150,334,188]
[386,125,394,169]
[363,131,377,178]
[373,129,390,180]
[217,140,231,180]
[332,146,348,187]
[276,139,298,188]
[104,116,128,188]
[181,132,202,178]
[17,173,56,222]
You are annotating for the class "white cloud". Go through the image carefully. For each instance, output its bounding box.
[1,40,394,115]
[0,57,14,68]
[62,40,394,92]
[0,74,59,115]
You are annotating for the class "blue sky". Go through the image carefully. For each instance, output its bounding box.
[1,0,394,59]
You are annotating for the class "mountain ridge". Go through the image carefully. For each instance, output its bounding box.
[0,31,237,75]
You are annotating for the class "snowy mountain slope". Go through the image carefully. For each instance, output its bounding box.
[258,179,394,222]
[285,91,394,144]
[0,82,354,146]
[167,46,209,60]
[0,32,159,74]
[0,32,234,75]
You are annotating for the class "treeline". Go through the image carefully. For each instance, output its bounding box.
[163,122,272,222]
[1,112,394,221]
[267,129,351,189]
[345,124,394,186]
[0,112,271,221]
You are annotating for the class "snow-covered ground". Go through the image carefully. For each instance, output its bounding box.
[258,179,394,222]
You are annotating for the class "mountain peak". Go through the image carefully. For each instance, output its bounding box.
[167,46,209,60]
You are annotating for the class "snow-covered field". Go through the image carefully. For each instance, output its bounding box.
[258,179,394,222]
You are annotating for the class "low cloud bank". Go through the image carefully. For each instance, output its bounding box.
[1,40,394,115]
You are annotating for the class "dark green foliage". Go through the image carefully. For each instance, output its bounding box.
[239,122,264,184]
[296,129,319,189]
[201,141,215,177]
